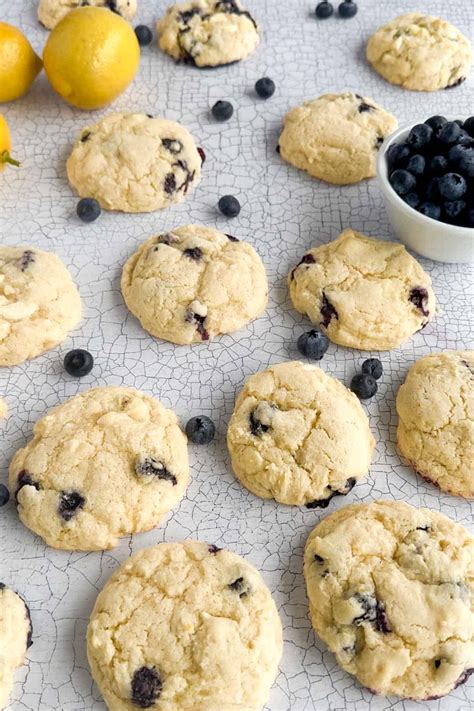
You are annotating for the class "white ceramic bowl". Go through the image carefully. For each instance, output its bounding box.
[377,122,473,263]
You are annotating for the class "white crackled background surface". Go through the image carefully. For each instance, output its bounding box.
[0,1,473,709]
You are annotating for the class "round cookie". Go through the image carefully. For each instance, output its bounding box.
[289,229,436,351]
[9,386,189,551]
[0,246,82,367]
[277,92,397,185]
[227,360,375,507]
[121,225,268,345]
[38,0,137,30]
[156,0,259,68]
[304,500,474,700]
[396,351,474,498]
[0,583,33,708]
[366,13,472,92]
[66,113,203,213]
[87,540,283,711]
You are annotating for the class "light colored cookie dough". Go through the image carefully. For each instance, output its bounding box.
[278,92,397,185]
[122,225,268,345]
[156,0,259,68]
[304,500,474,700]
[38,0,137,29]
[0,246,82,367]
[0,584,32,709]
[366,13,473,92]
[88,540,282,711]
[67,113,203,213]
[289,229,436,351]
[0,398,7,419]
[397,351,474,498]
[9,386,189,551]
[227,360,375,506]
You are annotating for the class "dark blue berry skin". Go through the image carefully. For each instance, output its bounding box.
[218,195,240,217]
[463,116,474,137]
[386,143,410,169]
[211,100,234,121]
[467,208,474,227]
[255,78,275,99]
[296,330,329,360]
[443,200,466,221]
[426,177,439,200]
[418,202,441,220]
[448,144,467,164]
[185,416,215,444]
[77,198,101,223]
[438,121,463,145]
[350,373,377,400]
[429,155,448,175]
[458,149,474,177]
[406,154,425,176]
[438,172,467,200]
[0,483,10,506]
[403,192,420,209]
[407,123,433,149]
[389,169,416,196]
[425,115,447,134]
[338,0,358,18]
[361,358,383,380]
[315,1,334,18]
[63,349,94,377]
[134,25,153,46]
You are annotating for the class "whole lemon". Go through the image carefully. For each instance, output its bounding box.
[0,22,42,103]
[0,114,20,171]
[43,6,140,110]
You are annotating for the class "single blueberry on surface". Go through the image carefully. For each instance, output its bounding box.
[425,115,447,134]
[418,202,441,220]
[350,373,377,400]
[0,483,10,507]
[211,100,234,121]
[407,123,433,149]
[403,192,420,209]
[386,142,410,169]
[315,1,334,18]
[438,121,463,145]
[185,416,215,444]
[64,349,94,377]
[255,77,275,99]
[389,169,416,196]
[406,154,425,176]
[218,195,240,217]
[338,0,358,18]
[134,25,153,46]
[297,330,329,360]
[361,358,383,380]
[77,197,101,223]
[438,173,467,200]
[131,666,162,708]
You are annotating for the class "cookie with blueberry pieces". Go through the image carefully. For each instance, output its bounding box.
[227,360,375,506]
[366,13,472,92]
[66,113,203,213]
[87,540,282,710]
[304,499,474,699]
[0,246,81,367]
[9,386,189,551]
[397,351,474,498]
[278,92,397,185]
[289,229,436,351]
[0,583,33,708]
[121,225,268,345]
[156,0,259,67]
[37,0,137,30]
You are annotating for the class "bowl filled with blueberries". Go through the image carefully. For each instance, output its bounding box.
[377,115,473,263]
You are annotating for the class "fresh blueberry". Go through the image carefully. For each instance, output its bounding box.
[458,149,474,177]
[76,198,101,223]
[403,192,420,209]
[185,416,215,444]
[418,202,441,220]
[134,25,153,46]
[386,143,410,169]
[463,116,474,137]
[361,358,383,380]
[424,115,447,134]
[211,100,234,121]
[443,200,466,220]
[218,195,241,217]
[389,169,416,196]
[454,119,464,128]
[63,349,94,377]
[350,373,377,400]
[406,154,425,175]
[448,144,467,164]
[0,483,10,507]
[255,77,275,99]
[407,123,433,149]
[338,0,358,18]
[429,155,448,175]
[438,121,463,145]
[296,330,329,360]
[438,172,467,200]
[315,1,334,18]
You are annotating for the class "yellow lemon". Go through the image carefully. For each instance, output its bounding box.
[0,114,20,171]
[43,6,140,111]
[0,22,42,103]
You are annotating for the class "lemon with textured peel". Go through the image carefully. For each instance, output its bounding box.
[0,22,42,103]
[0,115,20,171]
[43,7,140,110]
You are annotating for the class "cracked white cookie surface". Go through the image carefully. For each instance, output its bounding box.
[366,13,472,92]
[37,0,137,29]
[0,584,32,709]
[0,246,82,367]
[227,360,375,506]
[396,351,474,499]
[9,386,189,551]
[288,229,436,351]
[87,540,283,711]
[278,92,397,185]
[67,113,203,213]
[121,225,268,345]
[304,500,474,700]
[157,0,259,68]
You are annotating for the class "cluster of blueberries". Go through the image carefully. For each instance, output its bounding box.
[388,116,474,228]
[315,0,358,19]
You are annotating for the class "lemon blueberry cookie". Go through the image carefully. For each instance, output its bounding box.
[87,540,283,711]
[366,13,473,92]
[0,583,33,708]
[121,225,268,345]
[38,0,137,30]
[397,351,474,498]
[9,386,189,551]
[304,500,474,699]
[289,229,436,351]
[0,246,81,367]
[156,0,259,68]
[67,113,203,213]
[227,361,375,507]
[277,92,397,185]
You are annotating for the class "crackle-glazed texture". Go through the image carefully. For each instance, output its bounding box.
[67,113,203,213]
[37,0,137,29]
[0,584,32,709]
[277,92,398,185]
[289,229,436,351]
[122,225,268,345]
[304,500,474,700]
[366,13,473,92]
[0,246,82,367]
[9,387,189,551]
[227,361,375,506]
[156,0,259,68]
[396,351,474,499]
[87,540,283,710]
